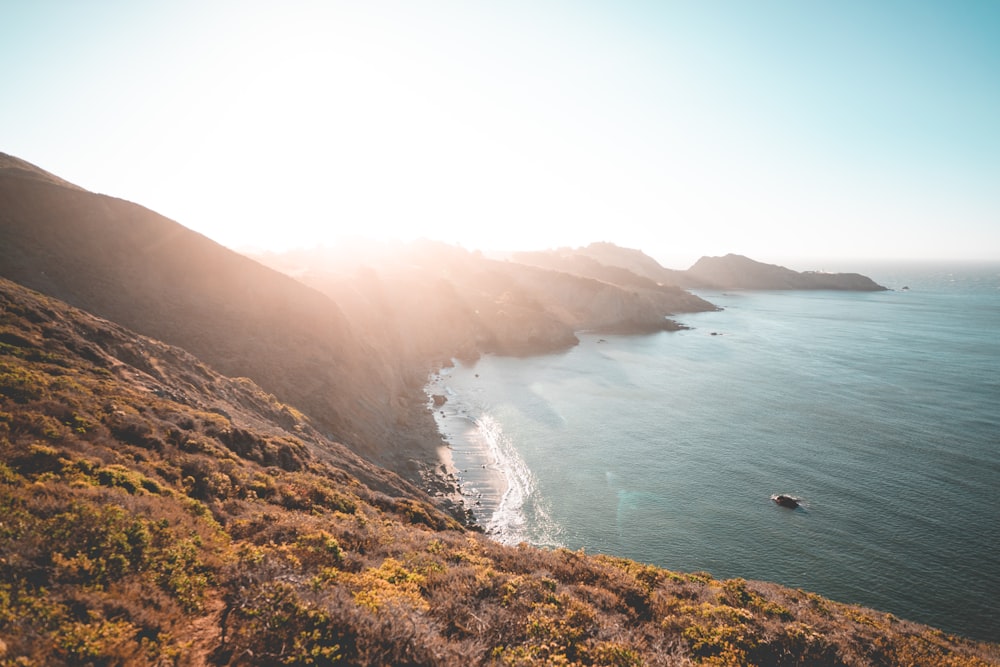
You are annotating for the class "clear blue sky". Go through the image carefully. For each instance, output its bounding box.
[3,0,998,267]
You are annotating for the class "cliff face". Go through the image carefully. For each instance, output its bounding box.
[505,261,707,333]
[256,241,579,366]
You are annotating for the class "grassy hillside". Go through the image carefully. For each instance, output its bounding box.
[2,280,997,665]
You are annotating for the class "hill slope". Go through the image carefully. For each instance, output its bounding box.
[0,153,448,471]
[1,276,996,665]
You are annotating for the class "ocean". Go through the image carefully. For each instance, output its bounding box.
[428,261,1000,642]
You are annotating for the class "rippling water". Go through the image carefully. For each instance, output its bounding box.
[431,262,1000,641]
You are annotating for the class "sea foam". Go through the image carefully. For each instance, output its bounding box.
[430,368,561,547]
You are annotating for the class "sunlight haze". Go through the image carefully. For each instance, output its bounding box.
[3,1,999,268]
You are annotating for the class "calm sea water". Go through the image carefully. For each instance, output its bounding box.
[430,262,1000,642]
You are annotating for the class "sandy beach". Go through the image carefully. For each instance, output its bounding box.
[427,371,509,534]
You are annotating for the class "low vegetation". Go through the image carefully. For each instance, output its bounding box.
[0,278,996,665]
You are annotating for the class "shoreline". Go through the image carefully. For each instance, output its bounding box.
[426,368,509,535]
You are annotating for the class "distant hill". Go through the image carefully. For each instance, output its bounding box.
[573,241,694,286]
[255,240,719,375]
[1,275,995,666]
[510,246,715,313]
[686,254,888,291]
[519,243,887,291]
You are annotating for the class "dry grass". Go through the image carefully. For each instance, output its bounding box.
[0,278,997,666]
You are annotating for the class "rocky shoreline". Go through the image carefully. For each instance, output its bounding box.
[421,369,506,531]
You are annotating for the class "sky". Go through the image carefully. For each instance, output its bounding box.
[3,0,999,268]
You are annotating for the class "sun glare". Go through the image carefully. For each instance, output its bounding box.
[4,1,998,264]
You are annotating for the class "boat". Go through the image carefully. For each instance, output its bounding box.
[771,494,800,508]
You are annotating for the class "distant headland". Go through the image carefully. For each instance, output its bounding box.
[513,243,888,292]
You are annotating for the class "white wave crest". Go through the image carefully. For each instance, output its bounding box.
[476,413,562,547]
[426,368,562,548]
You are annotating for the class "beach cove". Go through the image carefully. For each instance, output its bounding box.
[426,261,1000,642]
[428,370,544,543]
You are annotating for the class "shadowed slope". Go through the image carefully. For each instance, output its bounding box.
[0,153,427,468]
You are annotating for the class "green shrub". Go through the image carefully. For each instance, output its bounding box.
[0,362,45,403]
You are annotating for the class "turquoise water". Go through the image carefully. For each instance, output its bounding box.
[432,262,1000,641]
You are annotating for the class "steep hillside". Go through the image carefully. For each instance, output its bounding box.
[1,277,996,665]
[0,153,433,470]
